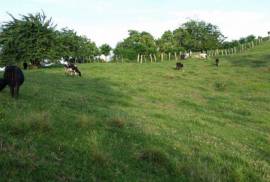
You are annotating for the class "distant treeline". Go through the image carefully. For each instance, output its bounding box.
[0,12,268,65]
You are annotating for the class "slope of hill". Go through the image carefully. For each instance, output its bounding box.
[0,41,269,181]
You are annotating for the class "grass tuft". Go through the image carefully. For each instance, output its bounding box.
[109,116,126,128]
[91,148,111,167]
[214,81,227,91]
[138,148,169,166]
[76,114,96,128]
[9,111,52,135]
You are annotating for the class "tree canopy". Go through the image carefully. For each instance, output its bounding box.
[221,35,257,49]
[0,12,57,65]
[157,30,181,53]
[114,30,157,60]
[173,20,225,52]
[0,12,99,65]
[99,44,112,56]
[56,28,98,62]
[114,20,225,61]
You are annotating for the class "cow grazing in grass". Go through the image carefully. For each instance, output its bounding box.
[0,66,24,98]
[180,52,190,60]
[215,58,219,67]
[200,53,208,59]
[176,62,184,70]
[23,62,28,70]
[64,63,81,77]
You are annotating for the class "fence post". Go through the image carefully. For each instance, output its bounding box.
[150,54,153,63]
[137,54,140,63]
[144,55,146,63]
[154,54,157,62]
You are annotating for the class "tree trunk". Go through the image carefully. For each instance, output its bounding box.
[137,54,140,63]
[150,54,153,63]
[169,52,171,61]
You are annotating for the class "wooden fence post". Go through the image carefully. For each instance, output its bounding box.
[150,54,153,63]
[154,54,157,62]
[144,55,146,63]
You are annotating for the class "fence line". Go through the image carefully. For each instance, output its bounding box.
[113,36,270,63]
[208,37,269,57]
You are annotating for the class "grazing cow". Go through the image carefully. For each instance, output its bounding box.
[215,58,219,67]
[64,63,81,77]
[199,53,208,59]
[176,62,184,70]
[180,53,188,60]
[0,66,24,98]
[23,62,28,70]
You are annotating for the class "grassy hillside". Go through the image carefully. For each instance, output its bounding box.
[0,42,269,181]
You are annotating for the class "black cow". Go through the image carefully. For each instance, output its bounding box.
[176,62,184,70]
[0,66,24,98]
[23,62,28,70]
[215,58,219,67]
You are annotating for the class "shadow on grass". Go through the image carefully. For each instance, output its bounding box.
[0,70,179,181]
[227,54,270,68]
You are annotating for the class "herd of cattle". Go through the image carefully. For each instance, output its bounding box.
[176,52,219,70]
[0,53,219,98]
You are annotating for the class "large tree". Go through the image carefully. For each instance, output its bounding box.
[174,20,225,52]
[0,12,100,65]
[157,30,185,53]
[114,30,157,61]
[0,12,57,65]
[99,44,112,56]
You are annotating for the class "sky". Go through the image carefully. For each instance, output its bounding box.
[1,0,270,47]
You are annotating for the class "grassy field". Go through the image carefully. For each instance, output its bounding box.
[0,42,270,182]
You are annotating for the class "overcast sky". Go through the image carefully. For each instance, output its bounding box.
[1,0,270,47]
